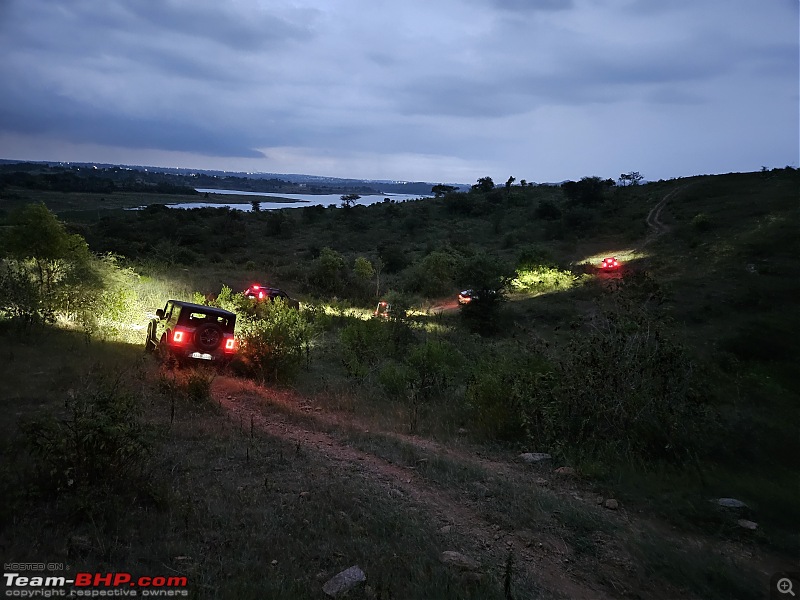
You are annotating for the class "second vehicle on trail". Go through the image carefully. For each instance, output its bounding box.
[243,284,300,309]
[145,300,238,366]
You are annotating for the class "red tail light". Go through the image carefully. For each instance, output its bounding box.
[224,338,236,352]
[252,284,260,289]
[258,291,264,299]
[172,330,185,344]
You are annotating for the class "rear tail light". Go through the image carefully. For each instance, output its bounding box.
[224,337,237,352]
[172,330,186,344]
[258,291,264,299]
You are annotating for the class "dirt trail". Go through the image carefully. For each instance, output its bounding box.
[210,376,665,599]
[644,185,687,244]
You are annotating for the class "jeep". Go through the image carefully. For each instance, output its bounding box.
[145,300,237,365]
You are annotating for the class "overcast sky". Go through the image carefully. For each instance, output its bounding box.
[0,0,797,184]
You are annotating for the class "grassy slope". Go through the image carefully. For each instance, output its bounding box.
[1,169,797,598]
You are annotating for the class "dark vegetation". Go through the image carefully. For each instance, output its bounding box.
[0,161,383,196]
[0,166,797,598]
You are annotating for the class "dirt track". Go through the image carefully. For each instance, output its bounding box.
[644,185,688,243]
[211,376,660,599]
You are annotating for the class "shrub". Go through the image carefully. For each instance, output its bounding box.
[340,318,390,380]
[466,351,552,441]
[691,213,713,232]
[405,250,461,297]
[157,367,216,409]
[535,199,562,220]
[511,266,579,295]
[308,247,346,295]
[235,298,314,383]
[541,298,716,464]
[21,375,151,492]
[380,339,461,432]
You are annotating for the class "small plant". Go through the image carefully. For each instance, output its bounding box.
[379,339,461,432]
[21,374,151,492]
[157,367,215,428]
[691,212,713,232]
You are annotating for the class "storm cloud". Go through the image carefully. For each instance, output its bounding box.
[0,0,796,182]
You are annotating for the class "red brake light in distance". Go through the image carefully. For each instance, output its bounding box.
[224,338,236,351]
[252,284,260,289]
[172,330,185,343]
[258,291,264,299]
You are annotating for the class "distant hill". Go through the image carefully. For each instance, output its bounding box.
[0,159,469,196]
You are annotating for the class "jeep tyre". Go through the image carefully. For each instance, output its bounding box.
[195,323,223,352]
[144,322,156,353]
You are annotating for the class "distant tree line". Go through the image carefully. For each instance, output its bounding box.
[0,163,379,196]
[0,170,196,195]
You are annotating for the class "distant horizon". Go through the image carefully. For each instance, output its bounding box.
[2,156,794,189]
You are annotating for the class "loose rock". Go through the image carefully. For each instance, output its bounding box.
[440,551,481,572]
[717,498,747,509]
[604,499,619,510]
[520,452,552,464]
[322,566,367,597]
[737,519,758,530]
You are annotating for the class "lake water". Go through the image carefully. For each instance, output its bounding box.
[169,189,431,211]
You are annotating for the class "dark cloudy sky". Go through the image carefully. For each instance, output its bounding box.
[0,0,797,183]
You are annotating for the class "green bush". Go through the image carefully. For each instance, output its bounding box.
[308,247,346,295]
[158,367,216,404]
[466,351,552,441]
[543,298,716,464]
[21,376,151,492]
[405,250,461,297]
[235,298,314,383]
[379,339,461,432]
[340,318,390,380]
[691,213,713,232]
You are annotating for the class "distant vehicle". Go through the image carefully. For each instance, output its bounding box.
[244,284,300,309]
[458,289,475,305]
[374,300,391,319]
[599,257,620,271]
[458,288,499,305]
[145,300,237,366]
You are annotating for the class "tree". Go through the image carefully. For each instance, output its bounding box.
[618,171,643,186]
[561,176,613,205]
[340,194,360,209]
[353,256,376,300]
[432,184,458,198]
[471,177,495,193]
[250,200,261,212]
[308,247,346,295]
[408,250,460,297]
[0,203,102,327]
[505,176,516,190]
[353,256,375,281]
[457,252,514,334]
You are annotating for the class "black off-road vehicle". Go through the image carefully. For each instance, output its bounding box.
[145,300,237,365]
